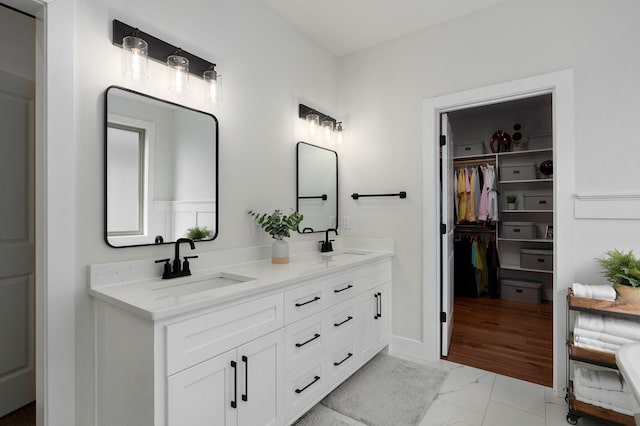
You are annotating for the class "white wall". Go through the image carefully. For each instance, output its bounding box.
[72,0,337,423]
[337,0,640,356]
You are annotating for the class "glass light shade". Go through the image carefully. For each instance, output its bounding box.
[167,55,189,94]
[336,122,343,145]
[306,114,320,136]
[122,36,149,81]
[321,120,334,141]
[203,68,221,104]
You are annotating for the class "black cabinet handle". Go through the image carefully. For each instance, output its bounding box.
[334,284,353,293]
[241,355,248,402]
[377,292,382,318]
[295,375,320,394]
[374,293,379,319]
[230,360,237,408]
[334,316,353,327]
[295,333,321,348]
[295,296,321,307]
[333,352,353,366]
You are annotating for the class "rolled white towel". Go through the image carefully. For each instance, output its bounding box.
[574,366,624,392]
[574,385,637,415]
[572,282,617,301]
[575,313,640,341]
[574,326,636,347]
[573,336,620,353]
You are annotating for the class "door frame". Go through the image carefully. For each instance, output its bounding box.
[422,70,575,395]
[3,0,76,424]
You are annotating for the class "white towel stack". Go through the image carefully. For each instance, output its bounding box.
[572,283,617,301]
[573,313,640,353]
[574,367,639,416]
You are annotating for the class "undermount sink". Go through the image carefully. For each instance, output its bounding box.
[321,249,369,259]
[152,272,256,297]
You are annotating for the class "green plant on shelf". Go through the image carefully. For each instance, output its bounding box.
[506,195,517,203]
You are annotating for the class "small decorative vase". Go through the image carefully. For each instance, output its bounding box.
[614,283,640,304]
[272,239,289,264]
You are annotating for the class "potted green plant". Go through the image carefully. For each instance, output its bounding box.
[506,194,517,210]
[184,225,213,241]
[248,209,304,264]
[597,249,640,304]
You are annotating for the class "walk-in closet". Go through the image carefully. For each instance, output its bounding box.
[440,94,555,387]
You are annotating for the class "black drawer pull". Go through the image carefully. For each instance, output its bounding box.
[295,333,321,348]
[241,355,248,402]
[513,228,520,232]
[230,360,237,409]
[334,316,353,327]
[374,293,379,319]
[539,200,547,204]
[377,292,382,318]
[537,258,545,263]
[513,170,520,174]
[334,284,353,293]
[516,289,523,293]
[295,375,320,394]
[464,146,471,151]
[295,296,320,307]
[333,352,353,366]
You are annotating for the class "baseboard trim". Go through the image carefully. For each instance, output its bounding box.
[389,335,427,361]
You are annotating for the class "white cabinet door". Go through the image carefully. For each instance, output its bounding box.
[357,284,391,361]
[167,348,238,426]
[237,329,284,426]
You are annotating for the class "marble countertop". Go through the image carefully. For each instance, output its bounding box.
[89,248,393,321]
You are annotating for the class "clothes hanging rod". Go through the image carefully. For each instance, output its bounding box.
[351,191,407,200]
[298,194,327,200]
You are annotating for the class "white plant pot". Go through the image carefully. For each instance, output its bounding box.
[272,239,289,264]
[507,202,516,210]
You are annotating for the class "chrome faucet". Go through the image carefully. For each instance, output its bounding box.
[319,228,338,253]
[155,238,198,279]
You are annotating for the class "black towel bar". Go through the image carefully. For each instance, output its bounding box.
[351,191,406,200]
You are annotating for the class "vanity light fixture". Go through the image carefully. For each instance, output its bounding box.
[167,52,189,94]
[112,20,220,96]
[336,121,343,145]
[122,32,149,81]
[299,104,338,142]
[203,65,220,104]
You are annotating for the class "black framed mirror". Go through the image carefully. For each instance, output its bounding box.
[296,142,338,233]
[105,86,218,247]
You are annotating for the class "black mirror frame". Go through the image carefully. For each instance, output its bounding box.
[104,85,219,248]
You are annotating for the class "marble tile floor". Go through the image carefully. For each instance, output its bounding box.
[302,357,605,426]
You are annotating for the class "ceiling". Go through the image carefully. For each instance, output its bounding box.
[261,0,508,56]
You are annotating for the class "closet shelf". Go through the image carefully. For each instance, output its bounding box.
[499,179,553,184]
[499,148,553,156]
[500,265,553,274]
[498,238,552,243]
[452,152,496,161]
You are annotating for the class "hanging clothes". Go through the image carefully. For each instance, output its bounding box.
[457,168,468,223]
[453,170,459,223]
[486,239,500,297]
[473,167,482,221]
[486,164,499,221]
[466,168,476,222]
[477,165,490,222]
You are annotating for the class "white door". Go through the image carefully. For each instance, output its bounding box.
[167,348,238,426]
[0,71,35,417]
[440,113,455,356]
[237,330,284,426]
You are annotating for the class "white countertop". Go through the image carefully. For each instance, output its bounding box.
[89,249,393,321]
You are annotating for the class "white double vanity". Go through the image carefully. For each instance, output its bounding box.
[90,247,392,426]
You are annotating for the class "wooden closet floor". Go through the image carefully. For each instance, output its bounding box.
[443,295,553,387]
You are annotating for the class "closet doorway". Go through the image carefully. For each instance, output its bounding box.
[440,94,555,387]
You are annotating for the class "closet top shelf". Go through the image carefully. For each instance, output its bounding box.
[568,289,640,320]
[452,147,553,161]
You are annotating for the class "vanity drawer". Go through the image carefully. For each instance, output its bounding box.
[325,298,358,344]
[326,336,359,389]
[284,280,325,325]
[357,259,392,293]
[285,355,326,422]
[324,272,357,307]
[165,293,283,375]
[284,311,326,370]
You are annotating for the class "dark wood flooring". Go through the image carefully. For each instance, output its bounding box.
[443,295,553,387]
[0,402,35,426]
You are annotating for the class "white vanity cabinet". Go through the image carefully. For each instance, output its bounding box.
[167,329,284,426]
[93,255,392,426]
